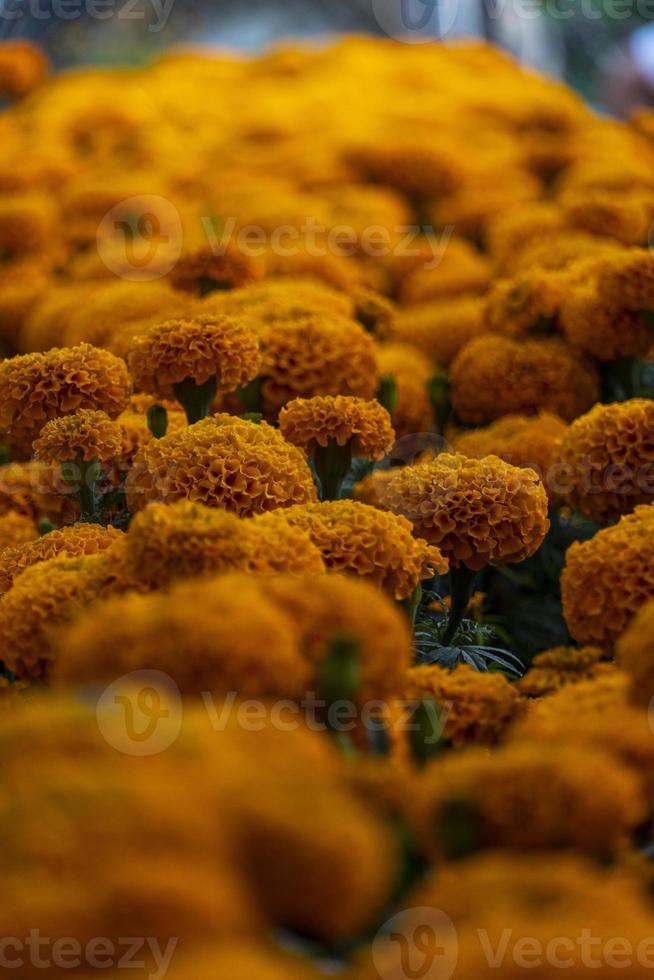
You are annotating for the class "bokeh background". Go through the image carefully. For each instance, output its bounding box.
[2,0,654,113]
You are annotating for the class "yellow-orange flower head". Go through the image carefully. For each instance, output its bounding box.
[279,500,448,600]
[379,453,549,571]
[54,575,312,700]
[391,296,485,367]
[0,521,122,594]
[483,270,567,338]
[0,461,75,523]
[0,511,37,551]
[0,343,132,458]
[375,343,435,437]
[517,646,615,698]
[279,396,394,460]
[33,409,123,463]
[450,335,600,425]
[170,239,265,295]
[128,315,262,398]
[118,499,324,590]
[554,399,654,523]
[125,414,317,515]
[598,247,654,311]
[562,505,654,649]
[0,41,48,98]
[560,278,652,362]
[616,599,654,708]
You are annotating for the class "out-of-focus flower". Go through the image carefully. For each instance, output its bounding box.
[561,188,652,245]
[0,460,75,523]
[33,409,123,463]
[0,522,122,594]
[125,414,317,515]
[482,270,567,337]
[562,505,654,649]
[617,600,654,709]
[379,453,549,571]
[349,287,396,337]
[485,202,566,268]
[555,399,654,522]
[390,296,485,367]
[517,646,614,697]
[598,247,654,311]
[0,511,37,551]
[560,277,652,361]
[0,343,132,458]
[0,194,54,259]
[450,335,599,424]
[116,499,324,590]
[417,742,644,858]
[170,238,265,295]
[399,239,492,305]
[279,500,447,600]
[279,395,394,459]
[0,41,48,98]
[375,343,435,436]
[403,664,524,748]
[62,280,186,349]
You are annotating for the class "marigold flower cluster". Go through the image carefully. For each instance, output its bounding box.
[279,395,395,459]
[0,522,122,594]
[32,409,124,463]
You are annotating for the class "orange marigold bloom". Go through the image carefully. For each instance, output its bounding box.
[0,460,75,523]
[616,600,654,709]
[279,500,447,600]
[0,41,48,98]
[485,202,565,268]
[390,296,485,367]
[379,453,549,570]
[450,335,599,424]
[375,342,435,437]
[117,499,324,590]
[0,521,122,594]
[0,193,54,258]
[561,188,652,245]
[399,240,492,305]
[33,409,123,463]
[128,315,262,397]
[560,276,652,361]
[0,552,126,680]
[417,742,644,859]
[452,412,566,499]
[517,645,615,698]
[403,664,524,748]
[62,280,185,349]
[350,287,397,337]
[203,277,354,323]
[262,573,412,704]
[256,313,378,415]
[598,247,654,311]
[482,269,567,337]
[352,468,396,509]
[54,575,312,700]
[0,343,132,458]
[125,414,317,515]
[279,395,394,460]
[562,505,654,649]
[170,238,265,294]
[0,511,37,551]
[555,399,654,522]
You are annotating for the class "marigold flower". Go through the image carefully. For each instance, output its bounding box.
[418,742,644,858]
[0,460,74,523]
[379,453,549,570]
[203,276,353,322]
[141,945,324,980]
[452,412,566,499]
[256,313,378,416]
[0,522,122,594]
[279,395,394,459]
[0,41,48,98]
[450,335,599,425]
[482,270,567,337]
[33,409,124,463]
[125,414,317,515]
[598,247,654,311]
[350,287,397,337]
[390,296,485,367]
[0,343,132,458]
[555,399,654,522]
[559,277,652,361]
[561,188,652,245]
[128,315,262,398]
[616,600,654,709]
[352,468,396,509]
[0,551,126,680]
[54,575,312,700]
[517,646,615,697]
[117,499,324,590]
[562,505,654,649]
[0,511,37,551]
[485,202,565,267]
[375,343,435,436]
[403,664,524,748]
[170,238,265,295]
[0,193,54,258]
[279,500,447,600]
[399,241,492,305]
[62,280,185,349]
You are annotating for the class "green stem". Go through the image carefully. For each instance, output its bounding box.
[173,376,217,425]
[62,454,104,523]
[236,376,262,415]
[402,582,422,629]
[146,403,168,439]
[441,566,477,647]
[376,375,398,416]
[314,439,353,502]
